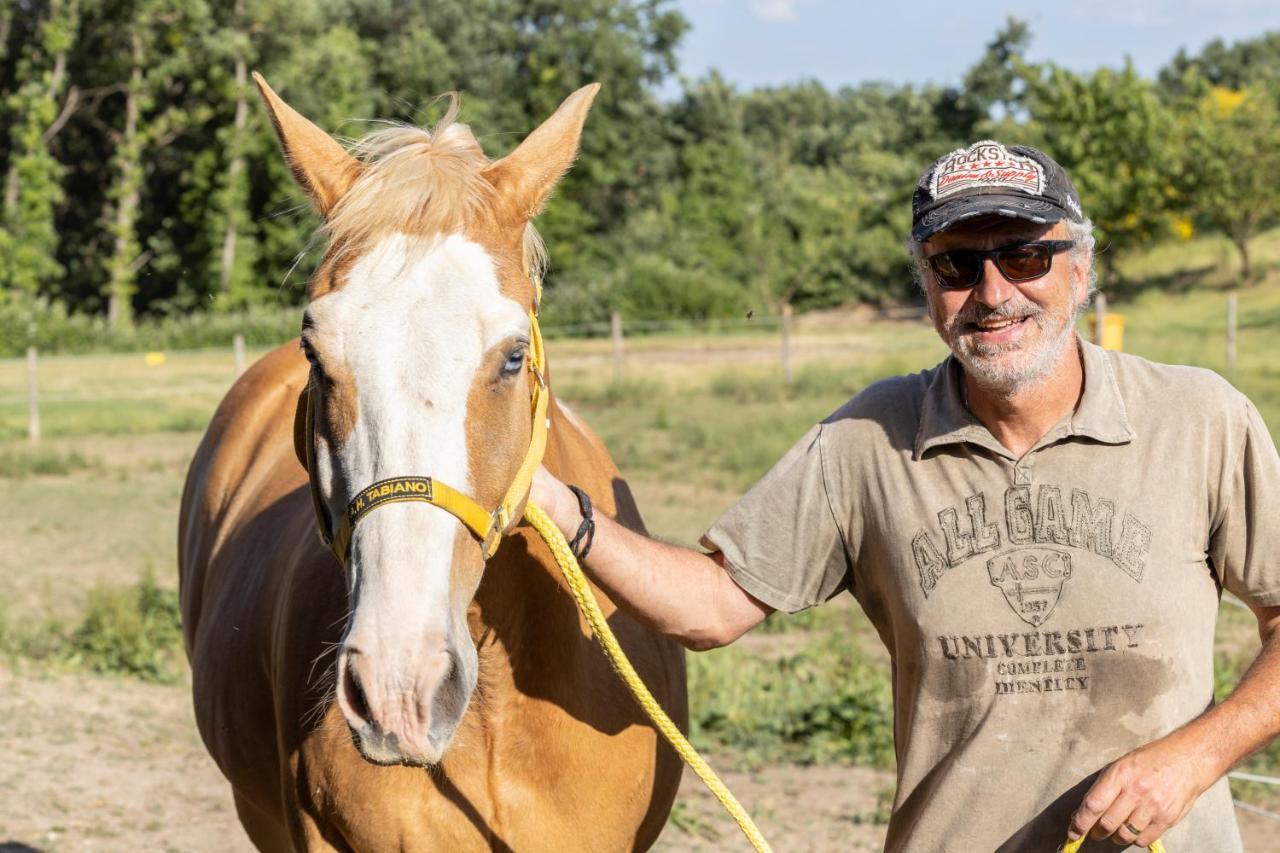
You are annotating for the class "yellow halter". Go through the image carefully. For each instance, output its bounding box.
[299,279,549,564]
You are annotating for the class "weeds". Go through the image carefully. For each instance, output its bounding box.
[689,628,895,770]
[67,569,184,683]
[0,445,95,478]
[666,801,721,841]
[0,572,185,684]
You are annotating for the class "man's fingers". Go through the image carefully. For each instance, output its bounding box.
[1089,791,1139,841]
[1069,772,1124,840]
[1119,803,1157,846]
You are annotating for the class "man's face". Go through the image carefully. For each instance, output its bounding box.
[921,218,1088,394]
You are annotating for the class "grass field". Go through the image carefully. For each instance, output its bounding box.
[4,227,1280,848]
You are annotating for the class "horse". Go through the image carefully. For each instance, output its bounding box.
[178,75,687,851]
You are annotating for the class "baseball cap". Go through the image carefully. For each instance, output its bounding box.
[911,140,1085,242]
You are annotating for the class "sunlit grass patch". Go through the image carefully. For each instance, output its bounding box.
[0,444,95,478]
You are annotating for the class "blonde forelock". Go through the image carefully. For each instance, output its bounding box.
[321,98,548,284]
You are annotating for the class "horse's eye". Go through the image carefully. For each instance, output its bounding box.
[300,339,319,367]
[502,349,526,377]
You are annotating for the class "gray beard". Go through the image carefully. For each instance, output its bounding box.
[945,301,1079,397]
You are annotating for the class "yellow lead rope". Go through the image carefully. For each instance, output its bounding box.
[1061,835,1165,851]
[524,502,774,853]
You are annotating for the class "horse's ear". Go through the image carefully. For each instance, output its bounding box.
[253,72,360,217]
[484,83,601,223]
[293,385,311,472]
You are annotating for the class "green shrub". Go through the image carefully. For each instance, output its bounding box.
[66,571,184,683]
[689,629,895,769]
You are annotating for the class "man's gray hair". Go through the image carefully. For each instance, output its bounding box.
[907,218,1097,308]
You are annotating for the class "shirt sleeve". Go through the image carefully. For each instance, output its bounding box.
[701,423,853,613]
[1210,398,1280,606]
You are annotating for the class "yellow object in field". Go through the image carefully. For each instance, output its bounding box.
[1088,313,1125,351]
[144,351,166,366]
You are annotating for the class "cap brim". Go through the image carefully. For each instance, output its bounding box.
[912,194,1067,241]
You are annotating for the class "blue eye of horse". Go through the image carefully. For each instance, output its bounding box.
[502,350,526,375]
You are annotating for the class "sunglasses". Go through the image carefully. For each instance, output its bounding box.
[926,240,1076,290]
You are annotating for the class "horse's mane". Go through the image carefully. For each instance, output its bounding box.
[324,97,547,282]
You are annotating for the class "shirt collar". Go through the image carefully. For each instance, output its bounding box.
[913,336,1135,461]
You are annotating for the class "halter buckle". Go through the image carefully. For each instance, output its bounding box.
[481,506,512,559]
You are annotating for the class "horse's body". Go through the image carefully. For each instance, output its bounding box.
[178,79,686,851]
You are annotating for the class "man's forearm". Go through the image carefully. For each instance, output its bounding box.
[534,471,772,650]
[1183,611,1280,778]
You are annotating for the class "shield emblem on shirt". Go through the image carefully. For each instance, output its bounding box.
[986,547,1073,627]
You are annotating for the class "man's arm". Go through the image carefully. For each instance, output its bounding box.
[1068,604,1280,848]
[530,467,774,650]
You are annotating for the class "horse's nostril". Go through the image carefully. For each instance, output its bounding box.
[342,655,371,725]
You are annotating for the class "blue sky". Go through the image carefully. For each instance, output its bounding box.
[669,0,1280,93]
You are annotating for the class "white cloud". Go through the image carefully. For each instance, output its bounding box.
[750,0,802,22]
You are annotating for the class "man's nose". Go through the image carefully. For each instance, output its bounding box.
[970,258,1016,307]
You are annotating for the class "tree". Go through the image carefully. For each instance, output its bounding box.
[1020,61,1175,289]
[940,16,1032,138]
[1159,32,1280,99]
[0,0,80,296]
[1175,84,1280,285]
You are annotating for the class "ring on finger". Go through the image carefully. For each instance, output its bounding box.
[1123,821,1143,836]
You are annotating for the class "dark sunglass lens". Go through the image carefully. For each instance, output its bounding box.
[931,251,981,289]
[998,245,1051,281]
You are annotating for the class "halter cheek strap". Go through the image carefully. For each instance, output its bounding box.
[297,285,549,565]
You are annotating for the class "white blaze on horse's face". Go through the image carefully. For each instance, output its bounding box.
[306,232,528,766]
[254,72,600,767]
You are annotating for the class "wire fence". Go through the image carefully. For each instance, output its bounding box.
[7,309,830,438]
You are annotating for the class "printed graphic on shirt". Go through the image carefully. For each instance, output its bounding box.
[912,485,1151,604]
[909,483,1153,696]
[936,623,1144,695]
[986,547,1073,627]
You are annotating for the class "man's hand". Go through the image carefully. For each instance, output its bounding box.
[529,466,579,534]
[1068,730,1217,848]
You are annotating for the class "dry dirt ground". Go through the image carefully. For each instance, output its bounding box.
[3,664,1280,852]
[0,663,892,852]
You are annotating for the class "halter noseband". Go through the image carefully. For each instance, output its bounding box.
[298,279,549,563]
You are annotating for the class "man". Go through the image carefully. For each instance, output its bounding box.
[531,140,1280,851]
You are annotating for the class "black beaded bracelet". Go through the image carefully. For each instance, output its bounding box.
[566,485,595,560]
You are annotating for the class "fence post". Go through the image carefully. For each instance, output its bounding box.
[26,346,40,442]
[1093,292,1107,346]
[233,333,246,376]
[1226,292,1238,374]
[781,303,793,384]
[610,311,624,382]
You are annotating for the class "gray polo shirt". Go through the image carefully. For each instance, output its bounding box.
[704,338,1280,852]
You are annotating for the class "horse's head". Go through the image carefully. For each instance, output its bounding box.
[257,75,598,766]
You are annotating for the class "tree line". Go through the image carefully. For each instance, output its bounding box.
[2,2,1279,334]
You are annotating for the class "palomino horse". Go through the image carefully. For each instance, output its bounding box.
[178,76,686,851]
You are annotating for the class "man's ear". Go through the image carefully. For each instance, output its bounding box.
[482,83,600,223]
[253,72,361,217]
[1073,256,1092,311]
